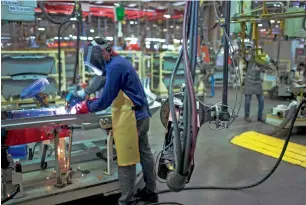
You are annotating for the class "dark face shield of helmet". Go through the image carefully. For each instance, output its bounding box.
[83,44,106,76]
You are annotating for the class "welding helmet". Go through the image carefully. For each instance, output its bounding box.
[83,38,111,76]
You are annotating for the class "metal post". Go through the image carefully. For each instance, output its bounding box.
[222,1,231,111]
[64,128,73,184]
[53,129,64,188]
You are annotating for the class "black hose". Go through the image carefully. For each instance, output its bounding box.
[182,1,193,176]
[57,20,81,94]
[168,47,184,173]
[1,185,20,204]
[157,99,306,195]
[39,1,77,25]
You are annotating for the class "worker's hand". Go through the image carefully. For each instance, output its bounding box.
[70,98,97,114]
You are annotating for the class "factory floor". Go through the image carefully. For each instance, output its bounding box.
[70,88,306,205]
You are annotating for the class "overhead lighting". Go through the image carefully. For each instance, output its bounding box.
[146,45,150,49]
[163,29,168,32]
[88,37,94,41]
[258,24,263,27]
[64,37,70,40]
[70,17,77,21]
[130,21,134,25]
[174,39,180,43]
[270,20,275,23]
[170,25,174,28]
[163,14,171,19]
[69,34,73,38]
[153,24,157,27]
[128,3,137,7]
[37,17,42,20]
[176,25,180,29]
[72,36,77,40]
[114,3,120,7]
[80,36,87,40]
[275,25,279,28]
[277,21,280,23]
[38,27,45,31]
[106,37,113,41]
[90,29,94,33]
[172,2,185,6]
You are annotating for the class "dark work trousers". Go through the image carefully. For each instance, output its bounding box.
[118,117,156,205]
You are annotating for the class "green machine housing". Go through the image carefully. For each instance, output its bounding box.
[285,7,306,38]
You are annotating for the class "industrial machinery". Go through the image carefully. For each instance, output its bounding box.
[1,76,161,204]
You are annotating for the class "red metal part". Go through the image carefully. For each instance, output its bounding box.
[6,126,71,146]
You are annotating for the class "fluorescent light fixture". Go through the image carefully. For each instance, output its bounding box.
[159,39,166,43]
[69,34,73,38]
[170,25,174,28]
[64,37,70,40]
[72,36,77,40]
[270,20,275,23]
[128,3,137,7]
[70,17,77,21]
[106,37,114,41]
[275,25,279,28]
[88,37,94,41]
[277,21,280,23]
[162,44,168,49]
[258,24,263,27]
[146,45,150,49]
[172,2,185,6]
[38,27,45,31]
[176,25,180,29]
[153,24,157,27]
[174,39,180,43]
[130,21,134,25]
[114,3,120,6]
[80,36,87,40]
[163,14,171,19]
[163,29,168,32]
[90,29,95,33]
[30,36,35,39]
[37,17,42,20]
[125,37,138,41]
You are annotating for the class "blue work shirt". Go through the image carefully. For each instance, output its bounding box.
[87,55,150,121]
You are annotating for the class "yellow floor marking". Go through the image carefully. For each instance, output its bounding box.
[242,131,306,156]
[231,131,306,168]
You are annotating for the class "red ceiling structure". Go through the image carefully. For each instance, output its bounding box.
[35,2,184,21]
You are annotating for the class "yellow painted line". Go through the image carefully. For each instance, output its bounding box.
[231,131,306,168]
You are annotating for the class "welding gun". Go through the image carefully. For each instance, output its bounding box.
[19,78,51,108]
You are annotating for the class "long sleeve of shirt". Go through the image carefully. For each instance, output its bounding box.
[87,64,122,112]
[85,75,106,95]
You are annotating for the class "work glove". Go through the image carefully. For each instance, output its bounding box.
[70,101,89,114]
[70,98,97,114]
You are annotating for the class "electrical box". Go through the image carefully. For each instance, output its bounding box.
[284,7,306,38]
[1,0,36,22]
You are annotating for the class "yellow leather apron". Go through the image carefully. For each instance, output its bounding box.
[111,90,140,166]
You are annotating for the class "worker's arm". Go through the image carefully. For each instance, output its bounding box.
[85,75,106,95]
[87,65,122,112]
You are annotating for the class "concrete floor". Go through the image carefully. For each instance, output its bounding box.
[68,88,306,205]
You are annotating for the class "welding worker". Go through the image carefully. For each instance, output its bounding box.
[244,50,266,123]
[71,38,158,205]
